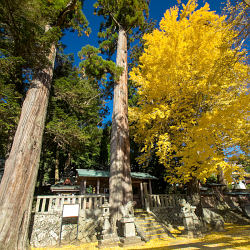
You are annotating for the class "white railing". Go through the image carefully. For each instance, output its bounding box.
[146,194,186,209]
[34,194,109,213]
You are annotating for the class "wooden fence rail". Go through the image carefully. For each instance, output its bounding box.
[34,194,109,213]
[34,194,187,213]
[146,194,186,210]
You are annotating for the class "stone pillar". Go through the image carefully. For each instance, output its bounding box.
[182,211,195,237]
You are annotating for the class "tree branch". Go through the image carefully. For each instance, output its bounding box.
[56,0,77,27]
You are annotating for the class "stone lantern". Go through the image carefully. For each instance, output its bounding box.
[98,201,119,248]
[179,199,202,238]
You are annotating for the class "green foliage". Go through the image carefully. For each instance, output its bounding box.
[0,83,21,158]
[128,18,156,108]
[0,0,46,93]
[94,0,149,55]
[206,175,217,184]
[0,0,90,161]
[98,123,111,170]
[0,0,90,91]
[94,0,149,31]
[38,46,121,184]
[78,45,122,82]
[129,18,157,70]
[49,52,101,144]
[46,73,102,152]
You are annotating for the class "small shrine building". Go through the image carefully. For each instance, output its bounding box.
[51,168,157,208]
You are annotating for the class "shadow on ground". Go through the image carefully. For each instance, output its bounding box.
[129,224,250,250]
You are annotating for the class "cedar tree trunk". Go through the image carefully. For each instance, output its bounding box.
[0,43,56,250]
[109,28,133,224]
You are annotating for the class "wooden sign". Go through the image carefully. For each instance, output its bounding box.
[62,204,79,218]
[59,204,80,244]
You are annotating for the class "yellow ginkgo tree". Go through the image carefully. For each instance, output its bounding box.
[129,0,249,188]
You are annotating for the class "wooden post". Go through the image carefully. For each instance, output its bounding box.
[143,182,148,195]
[97,178,100,194]
[140,182,144,208]
[41,198,46,212]
[36,198,41,212]
[48,197,53,212]
[83,179,86,194]
[83,198,86,210]
[157,195,161,207]
[143,182,150,212]
[89,197,93,209]
[149,180,152,195]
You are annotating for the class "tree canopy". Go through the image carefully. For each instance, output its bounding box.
[94,0,149,57]
[129,0,249,184]
[0,0,89,159]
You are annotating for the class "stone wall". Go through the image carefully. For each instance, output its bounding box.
[151,207,183,227]
[30,209,102,248]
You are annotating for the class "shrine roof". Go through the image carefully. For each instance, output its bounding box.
[76,169,157,180]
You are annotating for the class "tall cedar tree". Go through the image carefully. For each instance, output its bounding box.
[0,1,89,249]
[94,0,149,227]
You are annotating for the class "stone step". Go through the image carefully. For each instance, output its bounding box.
[135,217,155,222]
[134,211,172,242]
[142,227,165,233]
[136,222,161,230]
[134,212,150,215]
[135,214,154,217]
[135,215,154,219]
[135,214,155,219]
[135,220,162,227]
[136,223,162,230]
[140,224,163,231]
[134,209,145,213]
[144,228,166,236]
[139,222,163,229]
[146,233,169,240]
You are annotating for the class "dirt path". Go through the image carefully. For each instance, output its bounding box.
[32,223,250,250]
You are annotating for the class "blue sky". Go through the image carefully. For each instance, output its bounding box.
[61,0,225,62]
[60,0,227,123]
